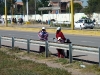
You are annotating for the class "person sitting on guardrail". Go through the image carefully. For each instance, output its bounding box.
[38,27,49,53]
[56,27,66,58]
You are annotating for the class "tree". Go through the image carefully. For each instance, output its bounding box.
[0,0,4,15]
[23,0,44,14]
[96,5,100,13]
[83,0,100,18]
[11,0,17,15]
[40,0,49,7]
[0,0,18,15]
[0,0,3,3]
[22,0,30,15]
[12,0,17,4]
[17,4,23,14]
[74,3,83,13]
[38,0,50,14]
[66,3,83,13]
[28,0,35,14]
[7,0,13,15]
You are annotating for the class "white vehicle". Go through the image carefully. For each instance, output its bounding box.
[0,19,3,24]
[74,18,95,29]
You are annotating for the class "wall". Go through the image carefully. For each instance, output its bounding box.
[1,13,100,23]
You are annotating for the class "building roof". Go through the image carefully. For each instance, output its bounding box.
[16,2,23,5]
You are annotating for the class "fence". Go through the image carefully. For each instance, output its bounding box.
[0,36,100,66]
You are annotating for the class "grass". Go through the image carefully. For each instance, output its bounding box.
[0,46,100,75]
[0,47,71,75]
[54,58,69,65]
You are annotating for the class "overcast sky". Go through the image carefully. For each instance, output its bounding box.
[17,0,88,7]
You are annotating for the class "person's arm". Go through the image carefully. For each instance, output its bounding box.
[44,32,48,40]
[60,32,66,40]
[38,31,42,39]
[56,33,57,39]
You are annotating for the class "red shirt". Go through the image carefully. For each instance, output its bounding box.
[56,31,66,41]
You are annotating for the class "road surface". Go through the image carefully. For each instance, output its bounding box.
[0,30,100,47]
[0,30,99,64]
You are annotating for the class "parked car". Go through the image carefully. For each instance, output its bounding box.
[74,18,95,29]
[50,19,56,22]
[0,19,3,24]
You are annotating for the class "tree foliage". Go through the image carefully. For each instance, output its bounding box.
[22,0,30,15]
[0,0,18,15]
[66,3,83,13]
[7,0,12,15]
[0,1,4,15]
[38,0,50,14]
[28,0,35,14]
[83,0,100,17]
[22,0,30,5]
[12,0,17,4]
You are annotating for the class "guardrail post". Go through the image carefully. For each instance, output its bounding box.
[12,37,14,49]
[27,39,30,53]
[69,43,73,63]
[99,47,100,67]
[0,36,1,48]
[45,41,49,58]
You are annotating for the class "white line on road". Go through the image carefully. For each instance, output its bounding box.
[8,34,14,35]
[81,41,95,43]
[26,35,30,36]
[26,35,34,38]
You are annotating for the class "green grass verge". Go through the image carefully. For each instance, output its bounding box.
[0,47,100,75]
[0,47,71,75]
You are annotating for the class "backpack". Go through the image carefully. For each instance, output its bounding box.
[41,31,46,38]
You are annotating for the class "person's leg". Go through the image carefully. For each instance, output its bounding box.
[42,46,45,52]
[66,50,69,58]
[39,46,45,53]
[60,49,65,58]
[57,49,60,58]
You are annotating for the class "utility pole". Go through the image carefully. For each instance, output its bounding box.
[26,0,29,22]
[71,0,74,30]
[5,0,7,27]
[35,0,36,20]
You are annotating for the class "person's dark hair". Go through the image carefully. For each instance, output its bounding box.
[42,29,46,31]
[56,30,61,34]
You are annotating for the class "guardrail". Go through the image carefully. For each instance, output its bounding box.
[0,36,100,66]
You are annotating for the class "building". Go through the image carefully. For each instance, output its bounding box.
[49,0,83,14]
[16,2,23,5]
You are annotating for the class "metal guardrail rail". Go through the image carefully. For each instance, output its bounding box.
[73,45,98,52]
[0,36,100,66]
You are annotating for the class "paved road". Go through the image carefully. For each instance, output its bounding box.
[0,30,100,47]
[0,29,99,64]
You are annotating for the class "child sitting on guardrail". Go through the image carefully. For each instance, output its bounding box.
[38,27,49,53]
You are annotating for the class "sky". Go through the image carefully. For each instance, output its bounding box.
[17,0,88,7]
[17,0,22,2]
[17,0,21,2]
[81,0,88,7]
